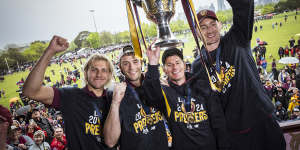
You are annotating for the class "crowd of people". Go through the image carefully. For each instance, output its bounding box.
[1,1,300,150]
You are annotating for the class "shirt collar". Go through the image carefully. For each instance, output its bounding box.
[83,86,106,98]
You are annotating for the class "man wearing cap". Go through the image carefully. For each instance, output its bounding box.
[192,0,285,149]
[22,36,115,150]
[104,45,169,150]
[144,46,229,150]
[0,105,13,150]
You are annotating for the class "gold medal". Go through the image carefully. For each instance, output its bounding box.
[186,112,195,123]
[146,115,154,125]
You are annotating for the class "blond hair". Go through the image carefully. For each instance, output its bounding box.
[82,54,114,87]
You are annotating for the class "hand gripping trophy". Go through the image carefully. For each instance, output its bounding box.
[132,0,183,49]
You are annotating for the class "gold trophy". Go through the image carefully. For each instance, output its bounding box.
[132,0,183,49]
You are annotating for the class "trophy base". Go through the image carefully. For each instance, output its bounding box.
[154,39,183,50]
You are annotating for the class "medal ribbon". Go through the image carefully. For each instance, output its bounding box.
[183,84,192,112]
[92,103,103,121]
[127,85,151,114]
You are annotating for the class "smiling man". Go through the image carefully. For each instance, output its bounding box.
[192,0,286,149]
[144,47,229,150]
[22,35,115,150]
[104,45,169,150]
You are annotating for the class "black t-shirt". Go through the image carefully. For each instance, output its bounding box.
[118,84,169,150]
[160,83,217,150]
[192,0,275,131]
[54,87,115,150]
[144,66,229,150]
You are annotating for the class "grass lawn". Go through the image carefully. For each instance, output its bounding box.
[1,11,300,109]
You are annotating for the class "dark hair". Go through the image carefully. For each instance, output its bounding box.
[32,108,39,113]
[162,48,183,65]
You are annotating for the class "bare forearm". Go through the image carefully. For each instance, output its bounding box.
[104,103,121,148]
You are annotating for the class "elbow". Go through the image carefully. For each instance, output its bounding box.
[22,87,32,98]
[105,139,117,148]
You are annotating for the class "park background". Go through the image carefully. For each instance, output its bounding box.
[0,1,300,109]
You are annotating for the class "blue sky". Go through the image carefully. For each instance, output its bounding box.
[0,0,217,49]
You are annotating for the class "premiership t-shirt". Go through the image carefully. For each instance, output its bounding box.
[51,87,115,150]
[117,82,169,150]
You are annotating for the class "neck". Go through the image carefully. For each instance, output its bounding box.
[130,78,142,87]
[171,77,186,86]
[87,85,104,97]
[205,41,220,52]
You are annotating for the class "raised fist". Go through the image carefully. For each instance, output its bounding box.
[112,82,127,105]
[46,35,69,55]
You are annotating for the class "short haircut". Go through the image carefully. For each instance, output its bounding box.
[162,48,184,65]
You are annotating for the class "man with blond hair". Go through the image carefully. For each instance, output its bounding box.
[23,35,115,150]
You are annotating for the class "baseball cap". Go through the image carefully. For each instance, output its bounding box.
[0,105,13,125]
[197,9,218,23]
[119,45,135,62]
[162,48,183,65]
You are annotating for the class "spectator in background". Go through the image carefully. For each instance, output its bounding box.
[264,80,274,99]
[51,127,67,150]
[297,37,300,46]
[8,126,31,150]
[272,59,278,80]
[274,101,288,122]
[1,89,5,98]
[287,88,300,112]
[0,105,14,150]
[290,107,300,120]
[285,15,288,22]
[278,47,284,59]
[55,114,64,129]
[275,87,288,110]
[31,109,54,143]
[261,57,267,75]
[278,69,289,83]
[260,25,263,31]
[29,130,50,150]
[26,120,44,140]
[284,46,290,57]
[261,45,266,58]
[289,37,295,48]
[290,46,296,57]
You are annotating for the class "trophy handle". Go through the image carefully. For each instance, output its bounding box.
[141,1,158,24]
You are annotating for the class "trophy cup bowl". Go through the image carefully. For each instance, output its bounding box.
[133,0,183,49]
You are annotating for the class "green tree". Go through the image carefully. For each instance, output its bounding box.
[274,0,300,12]
[262,4,275,15]
[216,9,233,23]
[119,31,130,43]
[74,31,90,48]
[86,32,101,49]
[68,41,78,51]
[23,41,48,61]
[99,31,114,46]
